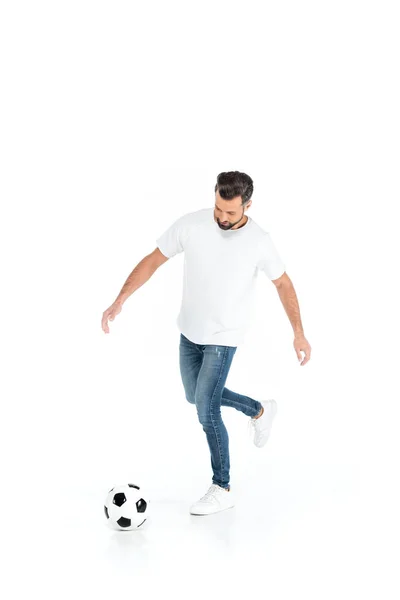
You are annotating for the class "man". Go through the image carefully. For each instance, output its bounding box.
[101,171,311,516]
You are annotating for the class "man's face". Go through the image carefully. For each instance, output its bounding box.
[213,190,250,230]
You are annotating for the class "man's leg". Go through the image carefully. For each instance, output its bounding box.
[220,386,263,418]
[194,345,237,490]
[179,333,263,418]
[179,333,203,406]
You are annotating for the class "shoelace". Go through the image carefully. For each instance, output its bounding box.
[199,484,224,502]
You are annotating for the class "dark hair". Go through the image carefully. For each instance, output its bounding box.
[214,171,254,206]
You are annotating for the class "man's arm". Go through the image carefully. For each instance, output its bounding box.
[272,272,304,335]
[271,272,311,365]
[115,248,168,304]
[101,248,168,333]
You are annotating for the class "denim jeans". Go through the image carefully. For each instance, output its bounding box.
[179,332,263,489]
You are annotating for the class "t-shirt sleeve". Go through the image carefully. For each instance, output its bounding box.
[156,213,188,259]
[257,233,286,280]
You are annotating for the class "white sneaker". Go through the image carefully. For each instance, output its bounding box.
[248,399,277,447]
[190,483,235,515]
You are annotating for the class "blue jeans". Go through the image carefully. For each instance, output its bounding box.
[179,332,263,489]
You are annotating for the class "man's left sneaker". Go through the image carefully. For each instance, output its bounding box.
[248,399,278,447]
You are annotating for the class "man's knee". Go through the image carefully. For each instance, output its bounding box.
[195,400,216,427]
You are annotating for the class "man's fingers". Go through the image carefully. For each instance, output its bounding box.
[301,348,311,365]
[102,304,121,332]
[294,338,311,366]
[102,312,111,333]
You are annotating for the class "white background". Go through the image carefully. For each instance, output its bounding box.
[1,1,399,597]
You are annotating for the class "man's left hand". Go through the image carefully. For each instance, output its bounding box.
[294,334,311,366]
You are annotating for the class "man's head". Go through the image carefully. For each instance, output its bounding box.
[213,171,253,230]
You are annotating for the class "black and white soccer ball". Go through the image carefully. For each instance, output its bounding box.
[104,483,150,530]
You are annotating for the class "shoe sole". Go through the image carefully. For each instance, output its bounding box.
[190,504,235,516]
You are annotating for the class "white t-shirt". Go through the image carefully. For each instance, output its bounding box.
[156,207,286,347]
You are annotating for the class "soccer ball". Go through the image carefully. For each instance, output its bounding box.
[104,483,150,530]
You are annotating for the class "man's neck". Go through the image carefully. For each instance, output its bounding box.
[235,216,248,229]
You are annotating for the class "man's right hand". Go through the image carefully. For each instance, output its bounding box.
[101,301,123,333]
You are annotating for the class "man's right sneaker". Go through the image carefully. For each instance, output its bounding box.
[189,483,235,515]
